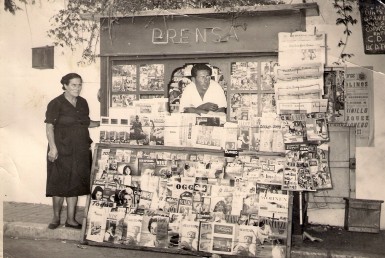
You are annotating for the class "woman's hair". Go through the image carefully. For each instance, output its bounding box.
[148,217,157,232]
[123,165,131,175]
[60,73,82,90]
[191,63,212,78]
[91,185,103,200]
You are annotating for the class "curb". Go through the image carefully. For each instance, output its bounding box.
[291,248,385,258]
[4,222,83,242]
[4,221,384,258]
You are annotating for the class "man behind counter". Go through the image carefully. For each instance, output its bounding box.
[179,64,227,115]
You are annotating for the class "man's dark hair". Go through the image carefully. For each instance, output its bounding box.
[191,63,212,78]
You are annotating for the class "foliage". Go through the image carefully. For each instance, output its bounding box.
[332,0,357,65]
[4,0,284,65]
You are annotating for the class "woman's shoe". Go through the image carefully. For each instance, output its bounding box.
[65,221,82,229]
[48,222,60,229]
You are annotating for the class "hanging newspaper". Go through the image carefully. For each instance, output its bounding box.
[276,99,328,115]
[344,66,374,147]
[275,63,324,83]
[278,32,326,66]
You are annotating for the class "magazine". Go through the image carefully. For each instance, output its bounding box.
[210,185,233,216]
[233,225,258,257]
[86,201,109,242]
[129,114,151,145]
[211,223,235,255]
[305,113,329,141]
[179,220,200,251]
[139,214,169,248]
[258,192,289,220]
[122,214,143,246]
[198,222,213,252]
[178,198,193,215]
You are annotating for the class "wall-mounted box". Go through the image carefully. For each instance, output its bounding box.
[344,198,383,233]
[32,46,54,69]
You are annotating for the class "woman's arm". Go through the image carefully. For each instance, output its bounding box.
[89,120,100,128]
[46,123,58,162]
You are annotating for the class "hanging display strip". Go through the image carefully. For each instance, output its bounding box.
[82,144,292,258]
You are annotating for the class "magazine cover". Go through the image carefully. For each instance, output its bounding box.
[242,193,260,216]
[137,158,157,192]
[230,61,258,90]
[237,120,251,150]
[86,201,109,242]
[178,198,193,215]
[103,208,125,243]
[211,223,235,255]
[139,64,164,91]
[198,222,213,252]
[222,122,238,150]
[258,192,289,220]
[210,185,233,216]
[150,116,165,145]
[164,197,179,213]
[281,113,307,143]
[233,225,258,257]
[314,143,332,190]
[179,220,200,251]
[138,190,154,210]
[191,125,223,150]
[257,157,285,185]
[306,113,329,141]
[129,114,151,145]
[172,176,195,199]
[111,64,137,92]
[122,214,143,246]
[139,214,169,248]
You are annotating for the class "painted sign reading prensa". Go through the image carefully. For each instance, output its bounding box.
[359,0,385,54]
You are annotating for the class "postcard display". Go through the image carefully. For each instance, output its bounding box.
[82,30,344,257]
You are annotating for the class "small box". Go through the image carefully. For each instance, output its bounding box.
[32,46,54,69]
[344,198,383,233]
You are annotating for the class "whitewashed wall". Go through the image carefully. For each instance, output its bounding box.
[1,0,385,227]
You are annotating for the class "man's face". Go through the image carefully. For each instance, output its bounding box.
[194,70,211,92]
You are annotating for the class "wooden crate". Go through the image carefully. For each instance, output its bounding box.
[344,198,383,233]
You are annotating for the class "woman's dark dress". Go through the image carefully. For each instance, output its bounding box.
[45,94,92,197]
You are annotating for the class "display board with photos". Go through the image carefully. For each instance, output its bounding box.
[84,144,292,257]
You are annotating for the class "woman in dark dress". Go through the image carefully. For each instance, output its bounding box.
[45,73,99,229]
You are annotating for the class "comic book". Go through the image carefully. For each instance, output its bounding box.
[305,113,329,142]
[237,120,251,150]
[164,197,179,213]
[179,220,200,251]
[198,222,213,252]
[191,125,223,150]
[222,122,238,150]
[280,113,307,143]
[178,198,193,215]
[122,214,143,246]
[211,223,236,255]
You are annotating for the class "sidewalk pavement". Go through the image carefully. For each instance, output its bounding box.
[3,201,385,258]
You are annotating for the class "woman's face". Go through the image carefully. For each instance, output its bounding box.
[95,191,102,200]
[150,222,157,235]
[124,194,133,205]
[64,78,82,97]
[124,167,131,175]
